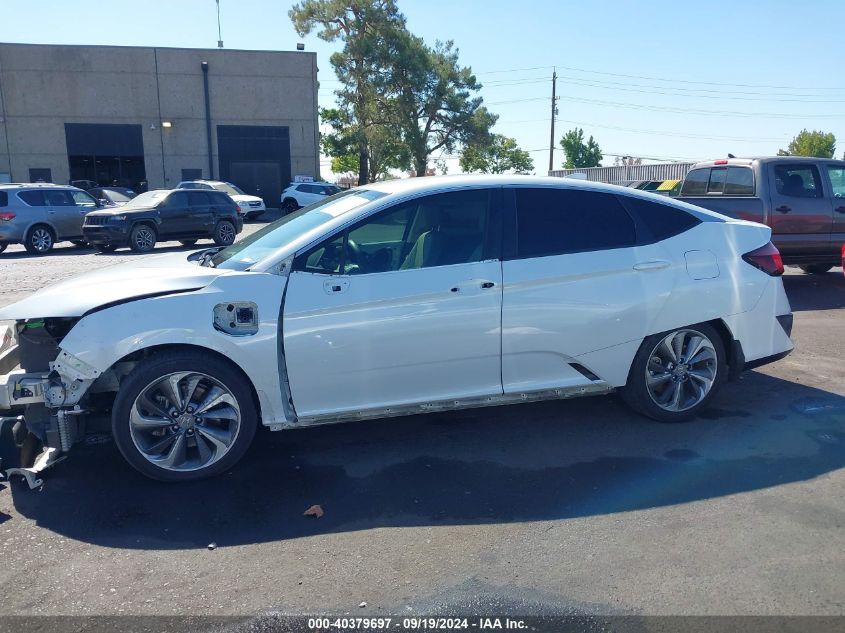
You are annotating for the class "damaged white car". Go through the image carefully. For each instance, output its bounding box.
[0,176,794,484]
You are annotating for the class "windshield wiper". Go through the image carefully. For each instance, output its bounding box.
[191,246,225,267]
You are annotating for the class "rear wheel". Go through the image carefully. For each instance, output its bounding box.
[179,239,198,247]
[24,225,55,254]
[799,264,832,274]
[620,323,726,423]
[213,220,236,246]
[129,224,157,253]
[111,351,258,482]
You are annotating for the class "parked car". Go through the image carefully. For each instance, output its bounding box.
[0,183,100,254]
[0,176,793,483]
[625,179,682,197]
[677,156,845,273]
[281,181,341,213]
[176,180,266,220]
[88,187,137,207]
[82,189,242,253]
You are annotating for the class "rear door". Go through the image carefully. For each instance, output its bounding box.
[15,190,49,234]
[282,188,503,418]
[187,191,214,234]
[501,187,675,391]
[767,162,833,258]
[157,191,191,237]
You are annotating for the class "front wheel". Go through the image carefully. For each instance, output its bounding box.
[213,220,236,246]
[111,351,258,482]
[129,224,157,253]
[799,264,832,275]
[620,323,726,423]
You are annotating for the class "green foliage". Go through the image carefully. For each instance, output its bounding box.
[778,129,836,158]
[460,134,534,174]
[390,36,497,176]
[559,128,603,168]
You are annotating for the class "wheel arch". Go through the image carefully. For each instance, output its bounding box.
[106,343,263,420]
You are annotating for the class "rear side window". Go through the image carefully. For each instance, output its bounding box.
[680,169,709,195]
[621,197,701,242]
[18,190,46,206]
[210,192,231,205]
[0,191,7,207]
[188,191,210,205]
[724,167,754,195]
[514,188,636,258]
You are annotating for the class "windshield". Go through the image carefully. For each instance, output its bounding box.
[211,189,386,269]
[103,189,134,203]
[215,182,246,196]
[121,190,169,209]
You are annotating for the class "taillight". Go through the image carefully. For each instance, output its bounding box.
[841,244,845,270]
[743,241,784,276]
[0,211,15,221]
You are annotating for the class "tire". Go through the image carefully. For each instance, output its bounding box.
[0,242,6,254]
[179,239,198,247]
[281,199,298,214]
[111,350,258,482]
[799,264,832,275]
[213,220,236,246]
[129,224,157,253]
[71,240,88,248]
[24,225,55,254]
[95,244,117,253]
[619,323,726,423]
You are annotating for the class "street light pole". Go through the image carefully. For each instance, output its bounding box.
[216,0,223,48]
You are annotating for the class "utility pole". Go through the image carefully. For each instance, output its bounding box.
[216,0,224,48]
[548,69,558,174]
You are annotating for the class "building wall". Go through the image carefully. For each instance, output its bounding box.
[0,42,319,192]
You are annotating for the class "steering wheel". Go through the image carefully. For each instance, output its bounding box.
[346,238,361,264]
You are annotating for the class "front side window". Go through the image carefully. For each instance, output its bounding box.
[44,190,75,206]
[825,166,845,198]
[680,169,709,195]
[165,191,190,208]
[514,188,636,258]
[774,164,822,198]
[294,189,491,275]
[70,190,97,208]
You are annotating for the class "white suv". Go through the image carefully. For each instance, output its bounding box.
[176,180,266,219]
[281,181,341,214]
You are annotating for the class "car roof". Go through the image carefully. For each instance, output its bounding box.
[0,182,83,190]
[691,156,845,168]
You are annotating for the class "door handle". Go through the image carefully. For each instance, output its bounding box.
[450,279,496,293]
[776,205,791,214]
[480,281,495,289]
[323,280,349,294]
[835,206,845,214]
[633,260,670,272]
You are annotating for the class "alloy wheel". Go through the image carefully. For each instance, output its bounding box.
[133,227,155,251]
[129,371,242,472]
[30,228,53,252]
[217,222,235,245]
[645,329,717,412]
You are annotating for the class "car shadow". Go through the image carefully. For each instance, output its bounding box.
[7,370,844,550]
[783,268,845,311]
[0,242,210,260]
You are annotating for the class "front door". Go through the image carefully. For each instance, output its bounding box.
[282,188,503,419]
[767,162,833,259]
[42,189,79,239]
[157,191,192,237]
[823,164,845,255]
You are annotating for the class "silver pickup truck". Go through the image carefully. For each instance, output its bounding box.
[677,156,845,273]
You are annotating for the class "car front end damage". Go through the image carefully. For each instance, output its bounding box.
[0,318,108,487]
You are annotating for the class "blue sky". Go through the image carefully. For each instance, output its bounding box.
[2,0,844,175]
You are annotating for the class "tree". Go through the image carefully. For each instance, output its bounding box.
[320,106,409,181]
[559,128,602,168]
[390,36,497,177]
[290,0,407,185]
[460,134,534,174]
[778,129,836,158]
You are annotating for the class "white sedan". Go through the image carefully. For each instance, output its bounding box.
[0,176,793,483]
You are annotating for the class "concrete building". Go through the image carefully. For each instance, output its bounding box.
[0,42,320,205]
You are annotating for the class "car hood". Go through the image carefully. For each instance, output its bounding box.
[0,252,229,320]
[231,194,263,204]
